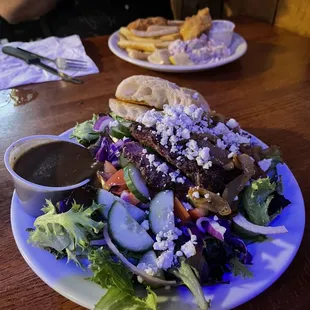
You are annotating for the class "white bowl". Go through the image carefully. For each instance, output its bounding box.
[208,20,235,46]
[4,135,89,217]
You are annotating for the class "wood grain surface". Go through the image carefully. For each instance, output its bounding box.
[0,18,309,310]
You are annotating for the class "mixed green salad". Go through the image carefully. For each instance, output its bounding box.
[27,105,290,310]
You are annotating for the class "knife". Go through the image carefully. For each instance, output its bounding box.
[2,46,83,84]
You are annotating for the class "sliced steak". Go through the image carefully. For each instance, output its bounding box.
[122,141,193,194]
[130,123,240,193]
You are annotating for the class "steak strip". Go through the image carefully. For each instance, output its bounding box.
[122,141,193,194]
[130,123,241,194]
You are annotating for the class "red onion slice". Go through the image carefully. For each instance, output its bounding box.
[196,217,226,241]
[93,116,112,132]
[103,226,176,286]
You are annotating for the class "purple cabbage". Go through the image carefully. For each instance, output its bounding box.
[96,137,110,162]
[57,196,72,213]
[56,186,97,214]
[88,135,104,157]
[224,235,253,264]
[95,136,131,165]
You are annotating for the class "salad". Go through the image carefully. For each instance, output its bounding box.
[27,104,290,310]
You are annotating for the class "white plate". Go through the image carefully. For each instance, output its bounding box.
[108,31,248,72]
[11,129,305,310]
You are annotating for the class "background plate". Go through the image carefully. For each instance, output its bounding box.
[108,31,248,72]
[11,129,305,309]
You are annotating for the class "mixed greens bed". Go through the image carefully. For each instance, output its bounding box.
[27,105,291,310]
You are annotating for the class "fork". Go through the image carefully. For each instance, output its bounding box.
[16,47,88,70]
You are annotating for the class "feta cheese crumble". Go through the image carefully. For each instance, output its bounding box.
[153,228,183,269]
[226,118,239,129]
[146,154,155,164]
[156,250,174,270]
[176,177,185,184]
[156,163,169,174]
[140,220,150,231]
[216,139,226,150]
[137,262,158,276]
[181,240,196,258]
[137,104,250,173]
[258,158,272,172]
[176,250,183,257]
[153,228,182,252]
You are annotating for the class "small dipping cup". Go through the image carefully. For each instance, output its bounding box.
[208,20,235,46]
[4,135,89,217]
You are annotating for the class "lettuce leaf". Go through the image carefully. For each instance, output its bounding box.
[171,259,210,310]
[28,200,103,265]
[95,287,157,310]
[70,114,100,145]
[242,178,276,226]
[88,247,133,293]
[88,248,158,310]
[229,256,253,278]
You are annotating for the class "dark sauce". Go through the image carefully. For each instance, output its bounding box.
[13,141,94,187]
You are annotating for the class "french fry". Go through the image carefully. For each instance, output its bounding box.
[159,33,181,41]
[155,41,170,48]
[119,34,127,41]
[119,27,178,44]
[119,27,133,39]
[118,39,156,52]
[125,35,159,43]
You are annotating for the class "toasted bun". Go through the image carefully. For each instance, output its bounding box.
[109,98,152,121]
[115,75,210,111]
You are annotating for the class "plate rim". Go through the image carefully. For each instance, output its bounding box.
[10,128,306,310]
[108,31,248,72]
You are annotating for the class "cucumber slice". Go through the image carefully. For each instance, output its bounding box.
[124,164,150,203]
[149,190,175,234]
[139,250,164,279]
[108,201,154,252]
[119,153,129,168]
[110,126,130,139]
[97,189,145,222]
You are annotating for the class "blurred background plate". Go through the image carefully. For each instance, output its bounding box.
[108,31,247,73]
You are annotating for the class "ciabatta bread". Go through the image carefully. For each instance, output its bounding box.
[115,75,209,111]
[109,98,152,121]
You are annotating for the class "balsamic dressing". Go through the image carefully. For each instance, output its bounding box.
[13,141,94,187]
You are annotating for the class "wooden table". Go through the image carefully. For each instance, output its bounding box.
[0,19,309,310]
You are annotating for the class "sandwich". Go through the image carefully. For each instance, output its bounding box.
[109,75,209,121]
